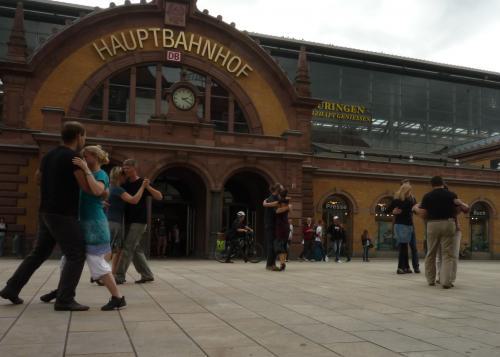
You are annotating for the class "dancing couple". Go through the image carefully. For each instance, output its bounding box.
[263,184,292,271]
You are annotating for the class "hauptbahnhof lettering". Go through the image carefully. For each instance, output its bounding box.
[0,0,498,259]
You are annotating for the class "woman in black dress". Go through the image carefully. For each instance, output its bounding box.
[275,190,292,271]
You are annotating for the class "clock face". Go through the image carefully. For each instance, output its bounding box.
[172,87,196,111]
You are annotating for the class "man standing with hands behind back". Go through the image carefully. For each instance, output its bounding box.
[115,159,163,284]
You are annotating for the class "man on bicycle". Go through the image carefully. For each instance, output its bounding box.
[224,211,253,263]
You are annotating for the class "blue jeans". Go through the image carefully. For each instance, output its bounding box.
[409,230,420,270]
[333,240,342,261]
[363,246,369,261]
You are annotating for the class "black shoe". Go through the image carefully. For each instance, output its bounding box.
[397,268,406,274]
[115,277,126,285]
[101,296,126,311]
[90,277,104,286]
[346,258,351,262]
[54,300,89,311]
[134,277,154,284]
[404,269,413,274]
[224,260,234,264]
[40,290,58,303]
[266,266,280,271]
[414,268,421,274]
[0,289,23,305]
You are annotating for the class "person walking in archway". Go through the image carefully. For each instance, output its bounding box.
[328,216,345,263]
[300,217,314,261]
[115,159,163,284]
[0,122,89,311]
[361,229,373,262]
[262,183,283,271]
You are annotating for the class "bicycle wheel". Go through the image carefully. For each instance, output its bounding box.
[247,242,264,263]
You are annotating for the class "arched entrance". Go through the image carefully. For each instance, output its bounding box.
[470,202,490,257]
[375,197,397,251]
[222,171,269,247]
[151,167,207,258]
[322,195,353,256]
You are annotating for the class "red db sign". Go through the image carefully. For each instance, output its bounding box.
[166,51,181,62]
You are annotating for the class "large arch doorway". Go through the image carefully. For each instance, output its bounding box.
[322,195,353,256]
[222,171,269,248]
[470,202,490,258]
[151,167,207,258]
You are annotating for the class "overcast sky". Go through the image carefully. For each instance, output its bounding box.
[56,0,500,73]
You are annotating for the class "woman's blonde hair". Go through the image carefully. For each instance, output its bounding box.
[109,166,123,186]
[395,182,412,201]
[81,145,110,165]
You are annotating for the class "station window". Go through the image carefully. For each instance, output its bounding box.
[375,197,397,251]
[83,64,250,133]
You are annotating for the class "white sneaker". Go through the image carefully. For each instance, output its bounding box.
[325,257,329,262]
[337,260,343,263]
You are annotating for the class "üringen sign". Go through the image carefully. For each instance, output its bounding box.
[313,101,372,122]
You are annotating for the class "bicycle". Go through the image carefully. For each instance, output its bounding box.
[215,232,264,263]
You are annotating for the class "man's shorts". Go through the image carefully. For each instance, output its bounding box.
[61,254,112,280]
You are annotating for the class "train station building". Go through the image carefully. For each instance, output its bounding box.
[0,0,499,259]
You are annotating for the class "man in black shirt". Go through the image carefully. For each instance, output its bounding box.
[327,217,346,262]
[115,159,163,284]
[0,122,89,311]
[413,176,461,289]
[262,183,283,271]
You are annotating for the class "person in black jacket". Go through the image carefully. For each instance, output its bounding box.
[327,216,346,263]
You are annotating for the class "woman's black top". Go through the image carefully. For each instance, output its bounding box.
[388,197,416,226]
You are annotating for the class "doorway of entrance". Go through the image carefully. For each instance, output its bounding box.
[151,167,206,258]
[223,171,269,248]
[470,202,490,258]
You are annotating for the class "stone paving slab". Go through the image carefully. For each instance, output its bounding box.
[1,259,500,356]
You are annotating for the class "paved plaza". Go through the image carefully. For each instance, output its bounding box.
[1,259,500,357]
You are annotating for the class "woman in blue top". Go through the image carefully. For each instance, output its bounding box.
[40,146,126,311]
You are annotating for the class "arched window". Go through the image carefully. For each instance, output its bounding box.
[470,202,490,253]
[375,197,396,250]
[83,64,250,133]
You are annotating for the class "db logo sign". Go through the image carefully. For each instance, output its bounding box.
[166,51,181,62]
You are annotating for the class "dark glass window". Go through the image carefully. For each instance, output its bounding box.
[211,81,229,131]
[135,66,156,124]
[84,85,103,120]
[82,64,250,133]
[271,48,500,154]
[109,68,130,123]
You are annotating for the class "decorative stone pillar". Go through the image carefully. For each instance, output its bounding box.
[208,190,222,258]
